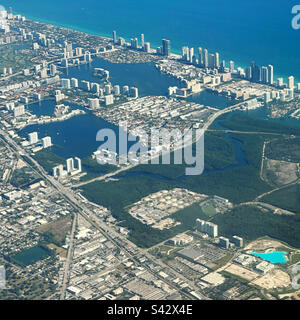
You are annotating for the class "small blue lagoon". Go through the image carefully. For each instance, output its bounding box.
[250,251,287,264]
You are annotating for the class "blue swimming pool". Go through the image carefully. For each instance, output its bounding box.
[250,251,287,264]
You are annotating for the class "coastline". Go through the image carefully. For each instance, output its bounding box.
[11,10,299,84]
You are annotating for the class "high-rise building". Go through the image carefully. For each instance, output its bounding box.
[75,47,83,56]
[66,158,74,173]
[229,60,235,73]
[198,47,203,66]
[71,78,78,88]
[196,219,218,237]
[268,65,274,85]
[131,38,138,49]
[28,132,38,144]
[144,42,150,53]
[232,236,243,247]
[13,105,25,117]
[123,85,129,94]
[42,136,52,148]
[141,33,144,48]
[215,52,220,69]
[208,54,215,69]
[74,157,82,173]
[113,85,120,95]
[261,66,269,84]
[130,87,139,98]
[162,39,170,56]
[250,61,261,82]
[81,80,90,91]
[105,84,112,95]
[219,237,230,249]
[203,49,208,68]
[50,64,57,76]
[277,78,284,87]
[105,95,114,106]
[112,30,117,44]
[288,76,295,90]
[88,98,100,109]
[61,78,71,89]
[182,46,189,62]
[189,48,194,64]
[245,67,252,80]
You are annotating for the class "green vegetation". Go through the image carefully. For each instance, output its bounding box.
[211,205,300,248]
[36,216,72,246]
[0,260,58,300]
[78,131,273,247]
[261,184,300,215]
[80,156,118,181]
[32,148,65,174]
[0,43,36,72]
[10,166,40,188]
[215,113,300,136]
[265,137,300,162]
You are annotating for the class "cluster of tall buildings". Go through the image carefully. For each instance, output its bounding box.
[112,30,170,56]
[5,102,25,118]
[28,132,52,148]
[53,157,82,178]
[245,62,274,85]
[182,46,221,70]
[195,218,218,238]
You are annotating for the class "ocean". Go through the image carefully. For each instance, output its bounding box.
[1,0,300,82]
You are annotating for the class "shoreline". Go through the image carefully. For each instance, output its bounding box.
[11,10,299,84]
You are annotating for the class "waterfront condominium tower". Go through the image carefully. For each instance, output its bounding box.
[141,34,144,48]
[112,30,117,44]
[198,47,203,66]
[268,65,274,85]
[162,39,170,56]
[203,49,208,68]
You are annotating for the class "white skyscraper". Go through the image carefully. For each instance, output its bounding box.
[130,87,139,98]
[61,78,71,89]
[13,105,25,117]
[66,158,74,173]
[288,76,295,90]
[105,95,114,106]
[88,98,100,109]
[29,132,38,145]
[71,78,78,88]
[50,64,57,76]
[74,157,82,173]
[268,65,274,85]
[42,136,52,148]
[141,33,144,48]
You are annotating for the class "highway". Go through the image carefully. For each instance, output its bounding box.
[0,126,209,300]
[73,102,244,188]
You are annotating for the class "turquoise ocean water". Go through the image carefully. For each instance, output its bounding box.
[1,0,300,82]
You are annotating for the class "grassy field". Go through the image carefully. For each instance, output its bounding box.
[265,137,300,162]
[0,43,36,72]
[10,167,40,188]
[32,148,65,174]
[36,216,72,246]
